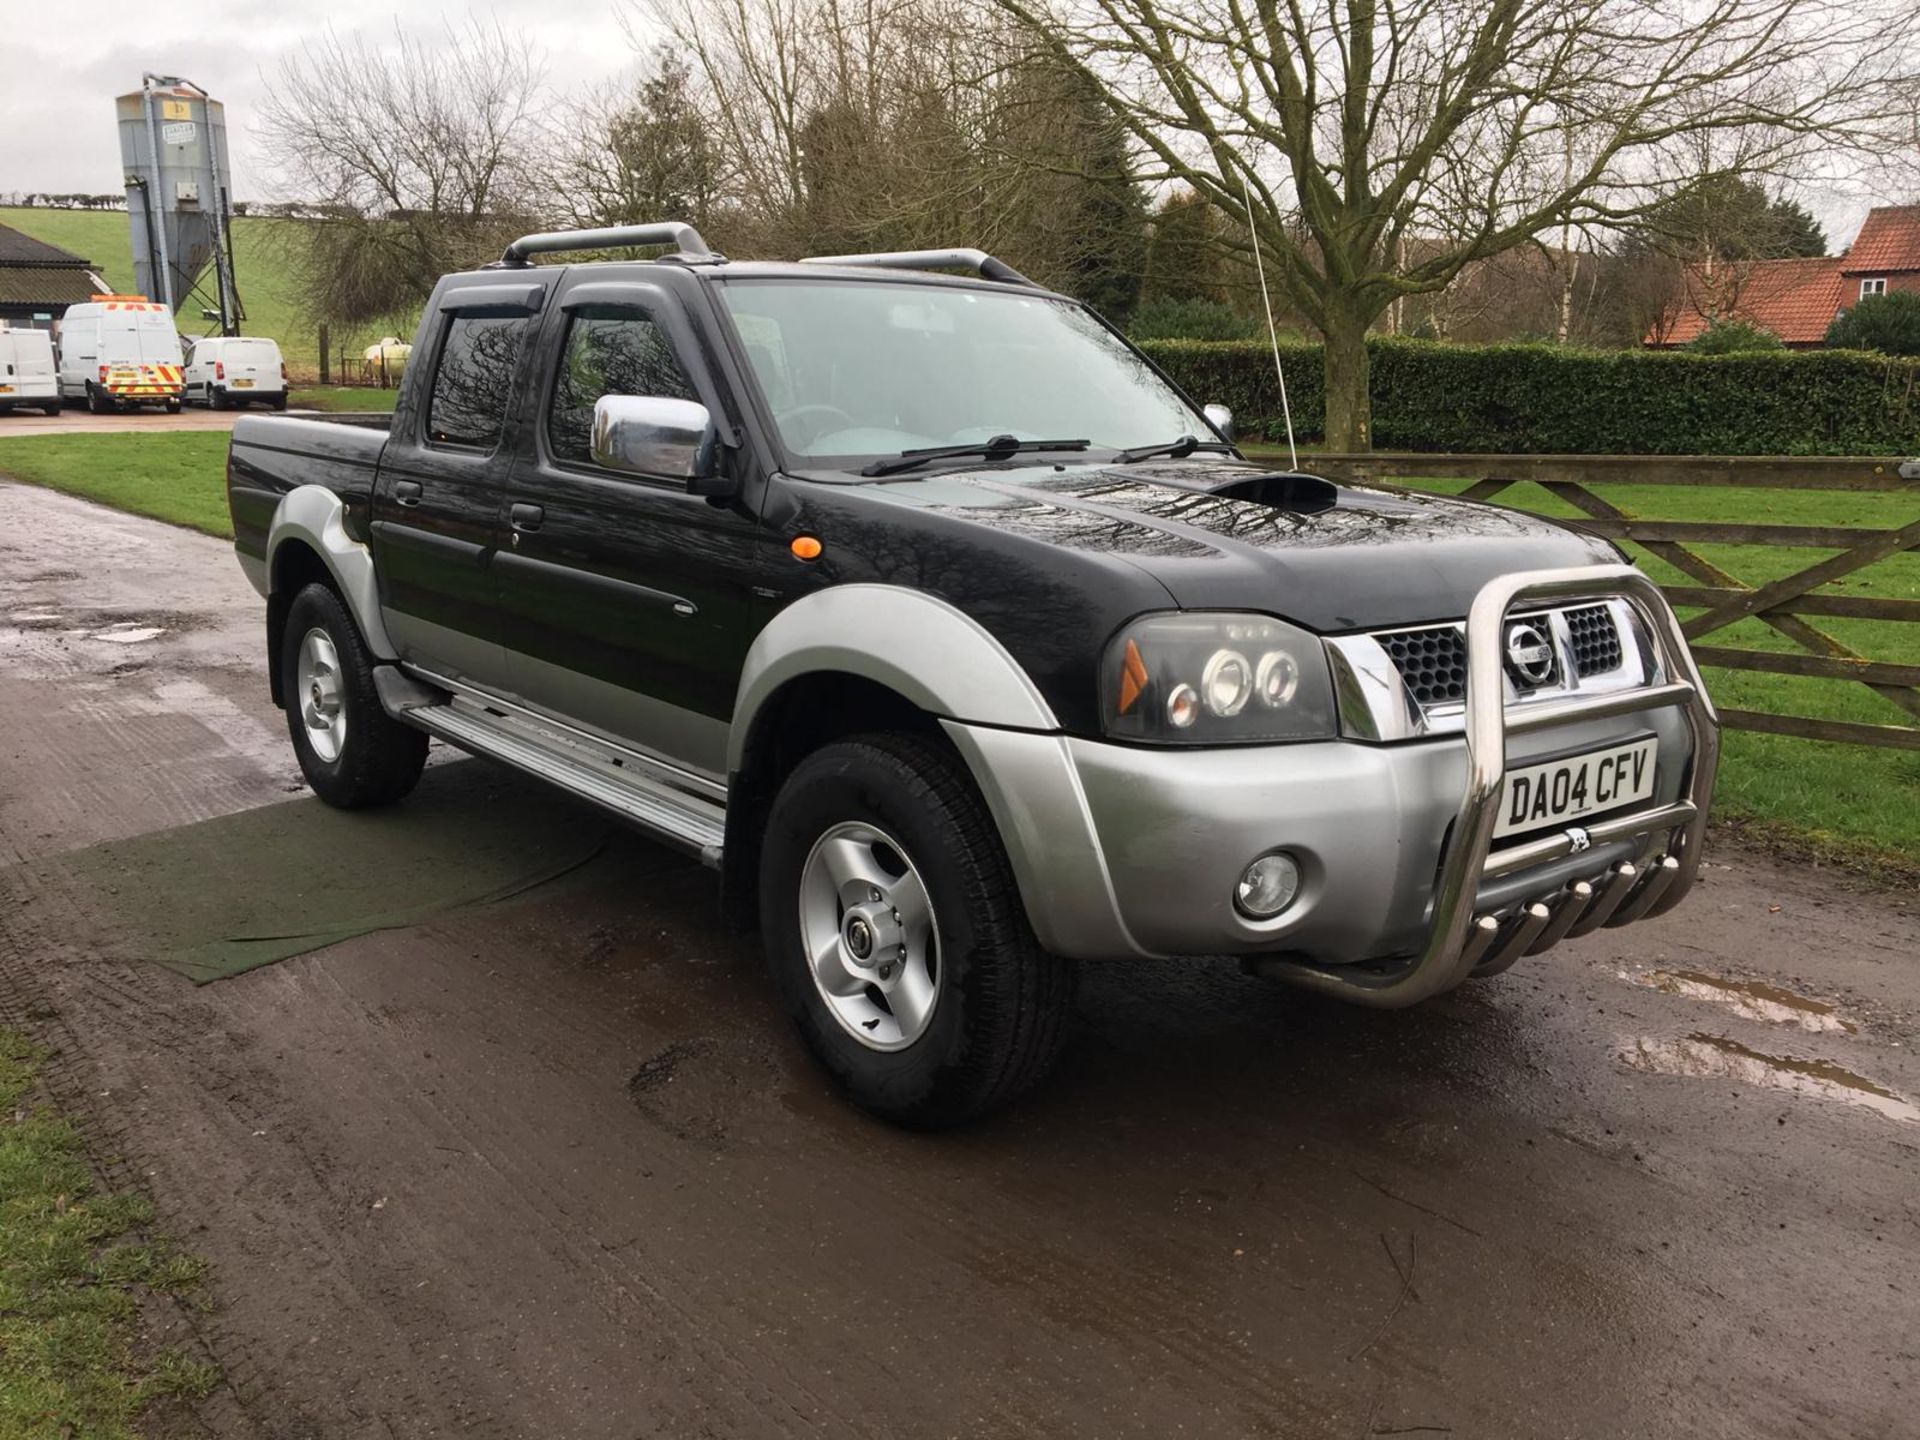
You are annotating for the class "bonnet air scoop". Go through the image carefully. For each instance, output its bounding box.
[1197,469,1339,515]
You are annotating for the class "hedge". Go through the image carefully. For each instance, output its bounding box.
[1136,337,1920,455]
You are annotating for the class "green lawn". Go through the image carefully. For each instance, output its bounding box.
[0,433,232,537]
[0,1031,218,1437]
[289,385,401,413]
[1253,458,1920,869]
[0,206,415,382]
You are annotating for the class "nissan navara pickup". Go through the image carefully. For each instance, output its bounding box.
[225,223,1720,1126]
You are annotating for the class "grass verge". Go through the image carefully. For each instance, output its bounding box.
[0,434,233,538]
[0,1029,218,1437]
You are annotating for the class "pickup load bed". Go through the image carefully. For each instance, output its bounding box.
[227,223,1718,1125]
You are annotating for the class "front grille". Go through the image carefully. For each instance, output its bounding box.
[1378,626,1467,707]
[1565,604,1623,676]
[1377,604,1625,708]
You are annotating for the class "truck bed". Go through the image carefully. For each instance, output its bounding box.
[227,412,391,574]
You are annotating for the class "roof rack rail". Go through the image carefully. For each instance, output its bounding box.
[799,248,1033,285]
[493,223,721,268]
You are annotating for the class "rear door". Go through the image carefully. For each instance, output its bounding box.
[495,276,763,782]
[372,283,544,692]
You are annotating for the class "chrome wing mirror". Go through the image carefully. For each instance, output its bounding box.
[591,394,726,493]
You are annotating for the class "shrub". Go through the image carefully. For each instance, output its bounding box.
[1825,292,1920,356]
[1127,297,1264,342]
[1135,336,1920,455]
[1686,319,1786,354]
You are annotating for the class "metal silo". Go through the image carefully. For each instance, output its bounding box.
[117,75,243,332]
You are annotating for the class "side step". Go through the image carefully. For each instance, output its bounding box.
[401,694,726,868]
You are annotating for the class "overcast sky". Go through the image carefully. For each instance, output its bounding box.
[0,2,650,200]
[0,4,1884,251]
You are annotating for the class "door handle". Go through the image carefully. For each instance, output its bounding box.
[510,503,545,532]
[392,480,423,507]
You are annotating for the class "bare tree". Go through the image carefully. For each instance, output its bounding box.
[259,20,546,325]
[550,53,725,232]
[988,0,1918,448]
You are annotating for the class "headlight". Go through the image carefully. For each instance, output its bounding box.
[1102,612,1337,744]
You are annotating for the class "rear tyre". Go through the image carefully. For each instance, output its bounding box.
[280,582,428,809]
[209,386,227,410]
[85,383,107,415]
[165,397,182,414]
[759,733,1075,1128]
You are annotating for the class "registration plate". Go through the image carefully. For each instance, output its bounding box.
[0,384,12,394]
[1495,738,1657,839]
[233,378,254,388]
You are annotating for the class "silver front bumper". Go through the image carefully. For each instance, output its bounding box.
[948,564,1718,1006]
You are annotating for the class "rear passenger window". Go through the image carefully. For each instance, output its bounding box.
[547,313,697,466]
[427,315,526,449]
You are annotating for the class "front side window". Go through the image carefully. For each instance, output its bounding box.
[427,315,527,449]
[547,312,698,465]
[716,278,1207,466]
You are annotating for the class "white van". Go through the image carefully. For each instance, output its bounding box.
[183,335,288,410]
[55,297,185,413]
[0,327,60,415]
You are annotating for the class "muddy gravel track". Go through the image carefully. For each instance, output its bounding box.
[1,478,1916,1439]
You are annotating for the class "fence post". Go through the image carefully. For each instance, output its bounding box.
[318,324,330,386]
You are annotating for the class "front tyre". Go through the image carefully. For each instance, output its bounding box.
[760,734,1074,1127]
[280,582,427,809]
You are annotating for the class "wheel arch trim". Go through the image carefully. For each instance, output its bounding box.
[727,584,1059,775]
[267,485,398,660]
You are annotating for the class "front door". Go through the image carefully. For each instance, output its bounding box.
[373,309,531,690]
[496,281,763,784]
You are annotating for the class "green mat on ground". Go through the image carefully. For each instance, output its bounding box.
[53,761,619,983]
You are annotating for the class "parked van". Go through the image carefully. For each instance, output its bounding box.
[55,297,185,413]
[0,327,60,415]
[184,336,288,410]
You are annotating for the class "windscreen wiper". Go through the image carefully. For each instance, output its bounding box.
[861,434,1091,477]
[1112,434,1237,464]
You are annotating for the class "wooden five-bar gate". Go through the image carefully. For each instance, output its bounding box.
[1306,453,1920,750]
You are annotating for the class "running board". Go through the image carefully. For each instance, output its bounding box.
[403,697,725,868]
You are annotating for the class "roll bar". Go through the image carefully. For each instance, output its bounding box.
[798,248,1034,285]
[495,223,720,267]
[1265,564,1720,1008]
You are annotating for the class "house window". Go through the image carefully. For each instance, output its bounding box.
[1860,278,1887,299]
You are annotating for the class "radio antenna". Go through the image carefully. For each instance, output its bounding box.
[1238,171,1298,471]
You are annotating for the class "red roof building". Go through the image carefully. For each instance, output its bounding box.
[1647,204,1920,348]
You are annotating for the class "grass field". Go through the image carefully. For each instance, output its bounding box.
[289,385,401,413]
[0,433,232,536]
[0,1030,218,1437]
[0,431,1913,865]
[0,206,411,381]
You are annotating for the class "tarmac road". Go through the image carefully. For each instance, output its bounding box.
[0,477,1915,1439]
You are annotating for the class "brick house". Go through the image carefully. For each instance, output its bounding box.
[1648,203,1920,348]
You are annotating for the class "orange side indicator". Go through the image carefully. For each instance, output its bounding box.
[790,535,823,560]
[1117,638,1149,714]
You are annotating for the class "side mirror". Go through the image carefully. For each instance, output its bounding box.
[1203,403,1235,443]
[591,394,727,492]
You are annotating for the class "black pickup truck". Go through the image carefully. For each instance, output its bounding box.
[226,223,1719,1125]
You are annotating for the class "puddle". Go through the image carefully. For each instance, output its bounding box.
[1619,1033,1920,1125]
[89,625,166,645]
[1638,969,1854,1033]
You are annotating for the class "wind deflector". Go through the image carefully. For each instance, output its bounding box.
[439,282,548,317]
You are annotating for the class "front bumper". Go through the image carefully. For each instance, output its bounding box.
[949,564,1718,1005]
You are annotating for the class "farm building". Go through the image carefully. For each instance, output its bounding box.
[1649,204,1920,348]
[0,222,106,330]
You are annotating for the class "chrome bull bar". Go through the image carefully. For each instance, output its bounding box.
[1267,564,1720,1008]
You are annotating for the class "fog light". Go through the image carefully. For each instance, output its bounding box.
[1235,852,1300,919]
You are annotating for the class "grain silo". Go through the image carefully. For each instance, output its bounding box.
[117,75,243,332]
